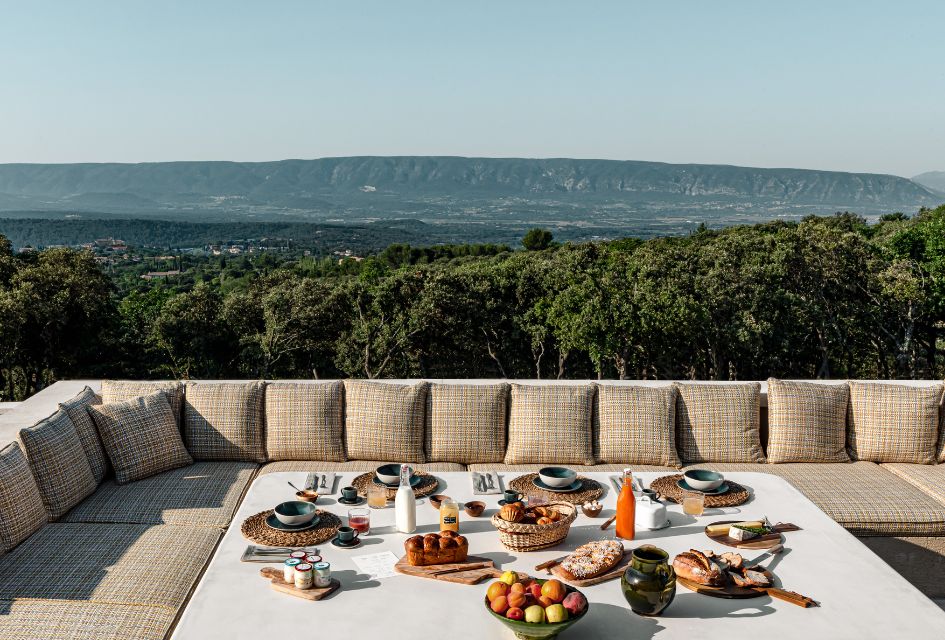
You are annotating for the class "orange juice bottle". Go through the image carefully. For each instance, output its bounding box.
[615,468,636,540]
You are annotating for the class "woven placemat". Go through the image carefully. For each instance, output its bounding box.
[509,473,604,505]
[241,510,342,547]
[352,470,439,500]
[650,474,751,507]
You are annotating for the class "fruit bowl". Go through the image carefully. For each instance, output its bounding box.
[484,578,589,640]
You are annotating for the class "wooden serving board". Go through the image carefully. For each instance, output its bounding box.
[259,567,340,600]
[394,555,500,585]
[676,568,774,599]
[705,521,801,550]
[550,549,632,587]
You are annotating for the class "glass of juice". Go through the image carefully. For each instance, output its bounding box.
[348,508,371,534]
[367,484,388,509]
[681,490,705,516]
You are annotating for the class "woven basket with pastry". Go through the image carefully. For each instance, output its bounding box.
[490,502,577,552]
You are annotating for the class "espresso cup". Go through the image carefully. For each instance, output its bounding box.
[503,489,521,503]
[341,486,358,501]
[337,526,360,543]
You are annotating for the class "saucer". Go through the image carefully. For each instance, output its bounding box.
[532,476,583,493]
[676,479,730,495]
[265,513,320,532]
[330,536,362,549]
[372,475,422,489]
[338,496,365,505]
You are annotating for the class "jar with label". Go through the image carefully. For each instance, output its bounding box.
[313,561,331,587]
[283,558,302,583]
[439,497,460,533]
[294,563,314,589]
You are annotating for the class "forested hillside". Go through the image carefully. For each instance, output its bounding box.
[1,206,944,401]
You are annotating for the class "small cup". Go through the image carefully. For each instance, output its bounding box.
[341,486,358,501]
[295,490,319,503]
[337,526,360,544]
[464,501,485,517]
[681,490,705,516]
[503,489,522,503]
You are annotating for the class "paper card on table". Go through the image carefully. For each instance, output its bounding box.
[352,551,400,580]
[472,471,502,495]
[305,472,337,494]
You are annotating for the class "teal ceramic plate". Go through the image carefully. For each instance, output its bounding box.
[532,477,583,493]
[373,475,422,488]
[265,513,320,532]
[676,479,730,495]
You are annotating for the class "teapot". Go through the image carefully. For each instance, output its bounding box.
[636,490,668,530]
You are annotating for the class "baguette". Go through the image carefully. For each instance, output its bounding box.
[672,550,725,586]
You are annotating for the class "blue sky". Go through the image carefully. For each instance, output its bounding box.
[1,1,942,176]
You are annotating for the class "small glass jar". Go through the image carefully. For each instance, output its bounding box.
[294,562,314,589]
[283,558,301,583]
[313,561,331,587]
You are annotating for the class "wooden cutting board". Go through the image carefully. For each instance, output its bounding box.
[705,521,801,550]
[394,555,500,585]
[550,549,632,587]
[259,567,341,600]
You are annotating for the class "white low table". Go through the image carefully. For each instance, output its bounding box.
[172,472,945,639]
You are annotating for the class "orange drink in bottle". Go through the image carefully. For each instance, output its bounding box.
[615,468,636,540]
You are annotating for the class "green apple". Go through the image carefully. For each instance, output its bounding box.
[545,604,568,623]
[524,605,545,624]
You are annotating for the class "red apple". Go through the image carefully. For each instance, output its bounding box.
[506,607,524,621]
[527,583,543,600]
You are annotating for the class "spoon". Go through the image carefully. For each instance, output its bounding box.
[287,481,303,493]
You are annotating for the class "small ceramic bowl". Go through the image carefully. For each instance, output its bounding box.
[274,500,318,526]
[295,490,319,503]
[375,464,402,485]
[582,503,603,518]
[464,501,486,517]
[683,469,724,491]
[429,494,451,510]
[539,466,577,488]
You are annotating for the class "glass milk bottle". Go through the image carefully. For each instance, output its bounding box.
[394,464,417,533]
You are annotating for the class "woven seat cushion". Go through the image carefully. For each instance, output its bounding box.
[63,462,257,528]
[675,382,765,464]
[101,380,183,426]
[467,463,679,473]
[596,384,681,467]
[0,523,220,608]
[681,462,945,536]
[265,382,344,461]
[0,599,174,640]
[258,460,466,474]
[848,381,944,464]
[19,408,97,520]
[766,379,850,463]
[344,380,428,463]
[0,443,47,554]
[883,463,945,506]
[59,386,108,483]
[426,383,509,464]
[505,384,595,466]
[184,381,267,462]
[89,392,194,484]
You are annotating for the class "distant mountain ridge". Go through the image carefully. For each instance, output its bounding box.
[913,171,945,193]
[0,157,937,212]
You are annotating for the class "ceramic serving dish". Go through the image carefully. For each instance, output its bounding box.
[538,467,577,489]
[375,464,403,485]
[273,500,318,526]
[485,579,589,640]
[682,469,724,491]
[295,490,319,503]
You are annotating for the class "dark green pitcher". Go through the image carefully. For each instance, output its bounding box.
[620,545,676,616]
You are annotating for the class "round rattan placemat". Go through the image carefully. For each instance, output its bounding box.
[650,474,751,507]
[241,510,342,547]
[508,473,604,505]
[351,470,439,500]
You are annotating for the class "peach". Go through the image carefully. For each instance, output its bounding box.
[510,582,526,595]
[527,583,543,600]
[508,592,527,609]
[538,595,555,608]
[541,579,567,604]
[506,607,524,621]
[490,595,509,614]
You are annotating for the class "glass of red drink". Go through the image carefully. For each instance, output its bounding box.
[348,508,370,535]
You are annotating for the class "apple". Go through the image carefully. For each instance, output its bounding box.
[527,583,543,600]
[506,607,524,621]
[545,604,568,623]
[487,581,509,602]
[562,591,587,616]
[490,595,509,614]
[524,605,545,624]
[537,595,555,608]
[508,592,527,609]
[499,571,518,586]
[541,579,567,603]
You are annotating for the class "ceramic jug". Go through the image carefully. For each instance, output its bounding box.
[621,545,676,616]
[636,491,667,530]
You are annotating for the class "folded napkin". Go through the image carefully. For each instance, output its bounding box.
[306,472,337,494]
[472,471,502,495]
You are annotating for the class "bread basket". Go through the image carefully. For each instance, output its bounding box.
[490,502,578,552]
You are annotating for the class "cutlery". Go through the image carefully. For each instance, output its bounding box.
[744,543,784,568]
[287,481,302,493]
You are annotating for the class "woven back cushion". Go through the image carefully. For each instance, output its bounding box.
[101,380,184,426]
[848,381,944,464]
[939,397,945,464]
[266,382,345,462]
[596,384,681,467]
[675,382,765,464]
[58,386,108,483]
[426,383,509,464]
[505,384,595,466]
[183,381,267,462]
[19,409,98,520]
[344,380,427,463]
[89,391,194,484]
[766,379,850,463]
[0,442,48,553]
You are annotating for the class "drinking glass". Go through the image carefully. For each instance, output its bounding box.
[348,507,371,534]
[681,490,705,516]
[367,484,388,509]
